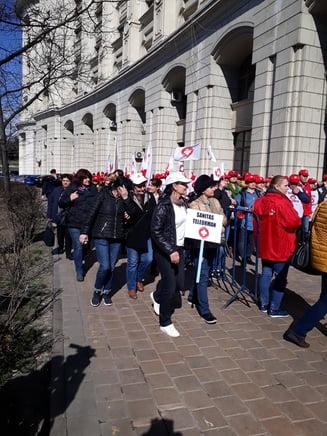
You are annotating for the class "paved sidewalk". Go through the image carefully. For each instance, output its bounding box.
[51,254,327,436]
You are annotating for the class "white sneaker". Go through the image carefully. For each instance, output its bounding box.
[160,324,180,338]
[150,291,160,316]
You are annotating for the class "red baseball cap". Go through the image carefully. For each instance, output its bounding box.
[227,170,238,179]
[244,173,256,183]
[323,174,327,181]
[308,178,317,184]
[289,174,300,185]
[254,175,264,184]
[298,169,309,177]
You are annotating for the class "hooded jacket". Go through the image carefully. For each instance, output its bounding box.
[253,190,301,261]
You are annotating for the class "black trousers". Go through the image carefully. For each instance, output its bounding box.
[57,224,72,255]
[153,248,185,327]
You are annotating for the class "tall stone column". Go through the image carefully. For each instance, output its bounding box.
[75,123,95,171]
[152,105,177,172]
[18,123,36,174]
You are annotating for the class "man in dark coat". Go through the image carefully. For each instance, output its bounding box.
[125,173,156,299]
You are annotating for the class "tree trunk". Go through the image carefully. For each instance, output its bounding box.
[0,104,11,196]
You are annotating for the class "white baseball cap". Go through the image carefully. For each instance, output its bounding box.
[165,172,190,185]
[130,173,147,185]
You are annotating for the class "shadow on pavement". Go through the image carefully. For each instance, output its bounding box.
[142,418,182,436]
[0,344,95,436]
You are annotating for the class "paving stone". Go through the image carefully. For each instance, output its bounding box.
[145,373,174,389]
[153,387,182,407]
[173,375,202,392]
[119,368,145,385]
[214,395,249,417]
[246,370,278,387]
[100,419,136,436]
[122,383,152,400]
[307,401,327,422]
[202,380,233,398]
[280,400,314,422]
[235,357,263,372]
[97,400,128,420]
[182,390,214,410]
[192,406,227,430]
[193,367,221,383]
[220,368,251,386]
[185,355,212,369]
[274,372,306,388]
[245,398,282,420]
[294,419,327,436]
[95,384,123,402]
[161,407,196,430]
[226,413,265,436]
[165,362,192,377]
[134,349,159,362]
[159,351,184,364]
[231,383,265,401]
[262,417,304,436]
[290,385,323,404]
[154,341,178,353]
[140,360,165,375]
[263,385,296,403]
[127,398,158,422]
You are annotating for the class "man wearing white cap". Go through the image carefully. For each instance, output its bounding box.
[151,171,190,337]
[125,173,156,299]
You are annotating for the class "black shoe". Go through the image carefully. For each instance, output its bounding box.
[259,304,268,313]
[91,291,102,307]
[202,313,217,324]
[66,254,74,260]
[268,309,289,318]
[283,329,310,348]
[76,273,84,282]
[103,293,112,306]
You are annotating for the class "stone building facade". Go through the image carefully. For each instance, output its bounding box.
[18,0,327,178]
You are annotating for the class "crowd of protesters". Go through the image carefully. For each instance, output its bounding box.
[43,167,327,346]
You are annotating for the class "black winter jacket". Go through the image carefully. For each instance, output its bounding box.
[151,195,183,257]
[81,187,138,240]
[126,193,157,252]
[214,188,232,218]
[58,184,98,229]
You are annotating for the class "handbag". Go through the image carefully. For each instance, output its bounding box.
[54,209,68,226]
[43,222,55,247]
[291,240,310,270]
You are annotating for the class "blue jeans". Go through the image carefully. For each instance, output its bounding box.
[189,254,213,316]
[291,272,327,338]
[68,227,84,276]
[259,260,289,310]
[126,239,153,291]
[94,239,121,293]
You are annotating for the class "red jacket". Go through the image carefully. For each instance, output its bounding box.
[302,182,312,216]
[253,191,301,262]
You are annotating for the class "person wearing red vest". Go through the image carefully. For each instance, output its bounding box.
[253,176,301,317]
[298,169,312,239]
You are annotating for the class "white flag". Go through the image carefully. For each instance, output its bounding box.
[173,143,201,161]
[213,162,225,181]
[166,155,175,173]
[113,137,119,170]
[106,157,114,173]
[207,145,217,162]
[130,157,137,176]
[141,144,152,178]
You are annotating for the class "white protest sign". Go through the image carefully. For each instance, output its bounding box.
[212,162,225,181]
[185,209,224,244]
